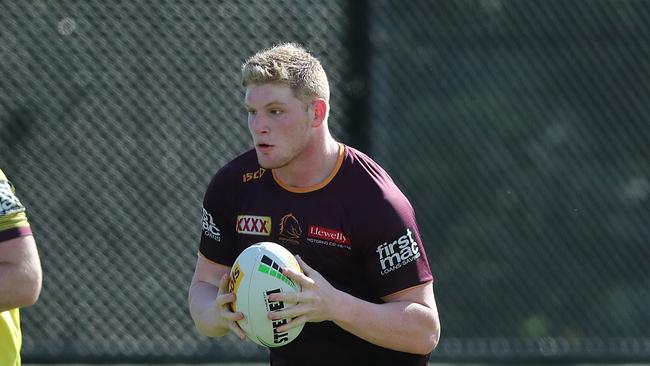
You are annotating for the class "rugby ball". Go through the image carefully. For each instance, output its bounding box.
[228,242,304,347]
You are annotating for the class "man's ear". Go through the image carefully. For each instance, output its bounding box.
[311,98,328,127]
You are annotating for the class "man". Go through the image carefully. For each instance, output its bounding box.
[189,43,440,365]
[0,169,42,366]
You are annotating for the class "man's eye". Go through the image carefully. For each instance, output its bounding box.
[270,109,282,115]
[247,110,256,115]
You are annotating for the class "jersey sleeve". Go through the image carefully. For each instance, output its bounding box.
[198,167,238,266]
[358,191,433,298]
[0,169,33,242]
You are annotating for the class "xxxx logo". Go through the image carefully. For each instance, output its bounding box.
[236,215,271,236]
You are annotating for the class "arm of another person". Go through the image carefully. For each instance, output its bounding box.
[188,255,246,339]
[269,256,440,355]
[0,234,42,312]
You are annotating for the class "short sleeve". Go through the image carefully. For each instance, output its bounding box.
[359,192,432,298]
[198,168,237,266]
[0,169,32,242]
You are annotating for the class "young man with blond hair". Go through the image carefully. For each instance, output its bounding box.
[189,43,440,365]
[0,169,42,366]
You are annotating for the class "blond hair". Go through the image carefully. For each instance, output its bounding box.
[241,43,330,102]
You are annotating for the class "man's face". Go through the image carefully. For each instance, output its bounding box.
[245,83,312,169]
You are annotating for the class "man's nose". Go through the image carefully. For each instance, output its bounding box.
[250,114,269,134]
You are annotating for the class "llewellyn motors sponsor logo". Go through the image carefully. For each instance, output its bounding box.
[236,215,271,236]
[307,225,351,250]
[202,208,221,242]
[376,228,420,275]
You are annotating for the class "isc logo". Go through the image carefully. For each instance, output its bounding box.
[242,168,266,182]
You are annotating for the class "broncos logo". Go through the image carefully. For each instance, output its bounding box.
[279,213,302,245]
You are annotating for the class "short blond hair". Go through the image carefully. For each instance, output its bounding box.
[241,43,330,102]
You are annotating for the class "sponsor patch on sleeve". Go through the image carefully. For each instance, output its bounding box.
[202,207,221,241]
[375,228,421,275]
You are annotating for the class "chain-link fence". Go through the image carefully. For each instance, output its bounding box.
[1,0,649,363]
[367,0,650,361]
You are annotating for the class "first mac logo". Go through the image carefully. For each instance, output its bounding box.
[202,208,221,241]
[376,228,421,275]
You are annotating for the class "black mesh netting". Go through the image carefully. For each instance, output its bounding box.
[0,0,649,363]
[0,0,355,362]
[367,0,650,360]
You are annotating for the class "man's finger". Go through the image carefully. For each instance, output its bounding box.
[224,311,245,322]
[268,303,306,320]
[215,293,236,307]
[217,273,230,295]
[267,290,308,304]
[295,255,314,274]
[229,322,247,341]
[282,266,313,287]
[277,315,308,333]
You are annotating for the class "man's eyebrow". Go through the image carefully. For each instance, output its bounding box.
[244,101,287,109]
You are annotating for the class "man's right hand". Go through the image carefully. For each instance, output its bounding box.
[213,273,246,340]
[188,256,246,340]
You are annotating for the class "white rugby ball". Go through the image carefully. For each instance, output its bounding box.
[228,242,304,347]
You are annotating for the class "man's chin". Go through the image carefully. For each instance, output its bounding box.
[258,160,290,170]
[256,157,281,170]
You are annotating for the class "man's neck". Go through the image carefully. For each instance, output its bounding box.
[273,137,340,189]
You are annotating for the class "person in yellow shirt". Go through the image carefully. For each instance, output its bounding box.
[0,169,42,366]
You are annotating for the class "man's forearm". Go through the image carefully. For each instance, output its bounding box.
[0,263,40,311]
[332,291,439,355]
[0,236,42,311]
[188,280,229,337]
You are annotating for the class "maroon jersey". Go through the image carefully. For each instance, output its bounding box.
[200,144,433,366]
